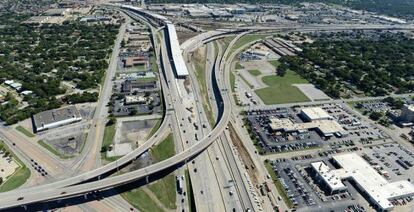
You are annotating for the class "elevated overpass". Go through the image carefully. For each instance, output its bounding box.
[0,4,235,210]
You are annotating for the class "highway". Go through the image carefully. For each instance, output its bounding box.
[3,4,412,211]
[0,5,235,210]
[0,11,173,204]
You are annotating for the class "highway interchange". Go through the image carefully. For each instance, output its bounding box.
[1,3,414,212]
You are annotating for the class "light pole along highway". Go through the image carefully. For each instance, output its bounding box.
[0,4,239,210]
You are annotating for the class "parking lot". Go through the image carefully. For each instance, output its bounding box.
[268,157,369,212]
[245,103,389,154]
[362,143,414,182]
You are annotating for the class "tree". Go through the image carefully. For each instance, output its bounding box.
[369,112,383,121]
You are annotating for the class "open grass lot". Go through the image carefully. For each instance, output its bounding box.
[146,118,162,139]
[102,124,116,149]
[148,174,177,209]
[15,125,34,138]
[231,34,269,53]
[101,123,116,161]
[121,188,163,212]
[38,140,72,159]
[122,134,177,210]
[248,69,261,76]
[150,133,174,162]
[269,60,280,68]
[255,70,310,104]
[0,141,31,192]
[264,161,293,208]
[235,62,243,69]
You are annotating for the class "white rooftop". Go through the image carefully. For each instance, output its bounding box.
[331,153,414,210]
[301,107,332,120]
[311,161,346,192]
[166,23,189,77]
[269,117,345,136]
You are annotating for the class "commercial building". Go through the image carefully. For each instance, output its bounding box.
[311,161,347,194]
[400,104,414,123]
[32,105,82,132]
[124,95,150,105]
[300,107,332,121]
[312,153,414,211]
[165,23,189,78]
[269,117,346,137]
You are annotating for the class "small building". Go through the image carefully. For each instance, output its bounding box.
[124,95,152,105]
[301,107,332,121]
[32,105,82,132]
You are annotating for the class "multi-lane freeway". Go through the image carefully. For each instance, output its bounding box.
[1,3,414,211]
[0,4,237,210]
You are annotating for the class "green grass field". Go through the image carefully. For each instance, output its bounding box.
[122,134,177,210]
[255,70,309,104]
[231,34,269,53]
[121,188,163,212]
[235,62,243,69]
[248,69,261,76]
[146,118,162,139]
[148,174,177,209]
[135,77,157,83]
[15,126,34,138]
[0,141,31,192]
[269,60,280,68]
[264,161,293,208]
[38,140,72,159]
[102,124,116,148]
[150,133,174,162]
[101,123,116,161]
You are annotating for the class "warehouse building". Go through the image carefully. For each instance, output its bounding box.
[312,153,414,211]
[32,105,82,132]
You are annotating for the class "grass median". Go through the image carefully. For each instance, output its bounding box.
[15,125,34,138]
[38,140,72,159]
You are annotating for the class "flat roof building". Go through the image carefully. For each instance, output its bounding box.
[32,105,82,132]
[301,107,332,121]
[311,161,347,194]
[312,153,414,211]
[165,23,189,78]
[269,117,345,137]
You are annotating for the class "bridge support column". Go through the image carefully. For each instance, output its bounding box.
[146,175,149,184]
